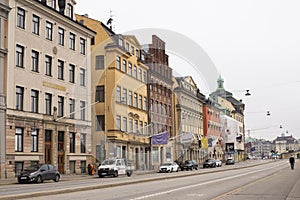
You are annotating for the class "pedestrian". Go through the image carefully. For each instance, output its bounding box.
[289,155,295,170]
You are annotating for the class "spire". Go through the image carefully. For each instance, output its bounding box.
[217,75,224,90]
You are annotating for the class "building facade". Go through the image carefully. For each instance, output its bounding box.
[5,0,95,178]
[143,35,174,169]
[0,0,10,179]
[210,76,245,161]
[76,15,150,170]
[173,76,204,163]
[203,99,222,161]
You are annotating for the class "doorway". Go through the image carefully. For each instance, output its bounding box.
[57,131,65,173]
[45,130,52,164]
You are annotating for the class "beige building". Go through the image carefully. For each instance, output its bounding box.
[0,0,10,179]
[173,76,204,163]
[75,15,150,170]
[5,0,95,178]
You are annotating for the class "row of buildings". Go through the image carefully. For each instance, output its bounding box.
[0,0,246,178]
[245,134,300,159]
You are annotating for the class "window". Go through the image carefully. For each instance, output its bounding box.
[134,93,138,107]
[139,121,143,134]
[139,95,142,109]
[45,55,52,76]
[16,45,24,68]
[46,21,53,40]
[116,56,120,70]
[49,0,56,9]
[31,129,38,152]
[152,147,159,163]
[116,86,121,102]
[131,46,135,55]
[80,101,85,120]
[80,68,85,86]
[138,69,142,81]
[95,85,105,102]
[122,60,127,73]
[70,132,75,153]
[128,63,132,76]
[126,42,129,51]
[15,128,23,152]
[31,50,39,72]
[96,115,105,131]
[143,71,147,83]
[133,66,137,78]
[143,97,147,111]
[45,93,52,115]
[128,91,132,106]
[80,38,86,55]
[122,88,127,104]
[31,89,39,113]
[16,86,24,110]
[69,98,75,119]
[116,115,121,130]
[32,15,40,35]
[57,60,64,80]
[58,96,64,117]
[129,119,133,133]
[69,64,75,83]
[119,38,123,47]
[96,55,104,70]
[67,3,73,19]
[80,134,86,153]
[122,117,127,132]
[70,33,75,50]
[17,8,25,29]
[134,120,138,133]
[58,27,64,45]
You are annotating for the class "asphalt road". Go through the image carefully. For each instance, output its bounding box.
[1,160,297,200]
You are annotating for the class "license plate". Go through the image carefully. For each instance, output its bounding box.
[101,173,106,175]
[20,177,27,180]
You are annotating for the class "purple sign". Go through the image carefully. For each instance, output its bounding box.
[152,132,168,145]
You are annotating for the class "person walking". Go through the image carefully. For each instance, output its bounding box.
[289,155,295,170]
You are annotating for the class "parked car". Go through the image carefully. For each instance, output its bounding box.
[191,160,199,170]
[226,158,235,165]
[18,164,60,184]
[98,158,133,178]
[203,159,217,168]
[180,160,194,171]
[215,159,222,167]
[159,162,179,173]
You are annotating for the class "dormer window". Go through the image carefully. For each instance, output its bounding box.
[119,38,124,47]
[67,3,73,19]
[49,0,56,9]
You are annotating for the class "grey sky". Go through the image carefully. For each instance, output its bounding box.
[76,0,300,140]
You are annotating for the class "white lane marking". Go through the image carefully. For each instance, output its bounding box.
[129,162,286,200]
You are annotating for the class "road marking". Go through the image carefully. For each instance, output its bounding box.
[129,162,286,200]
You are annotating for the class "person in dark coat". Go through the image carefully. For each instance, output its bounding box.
[289,155,295,170]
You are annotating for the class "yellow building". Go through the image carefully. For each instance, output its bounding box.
[76,15,150,170]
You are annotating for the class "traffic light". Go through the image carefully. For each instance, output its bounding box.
[198,139,202,148]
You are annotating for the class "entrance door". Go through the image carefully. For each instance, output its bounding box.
[45,130,52,164]
[57,131,65,173]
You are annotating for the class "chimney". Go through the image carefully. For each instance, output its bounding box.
[58,0,66,14]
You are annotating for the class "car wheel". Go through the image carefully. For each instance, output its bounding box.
[126,171,132,177]
[54,174,60,182]
[176,168,179,172]
[171,168,173,172]
[113,171,118,177]
[36,175,42,184]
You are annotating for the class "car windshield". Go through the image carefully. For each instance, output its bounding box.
[102,160,116,165]
[161,163,172,166]
[24,165,42,171]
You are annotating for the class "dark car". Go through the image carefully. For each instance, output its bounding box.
[191,160,199,170]
[203,159,216,168]
[18,164,60,184]
[180,160,194,171]
[226,158,235,165]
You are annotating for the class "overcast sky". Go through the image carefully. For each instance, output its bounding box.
[76,0,300,140]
